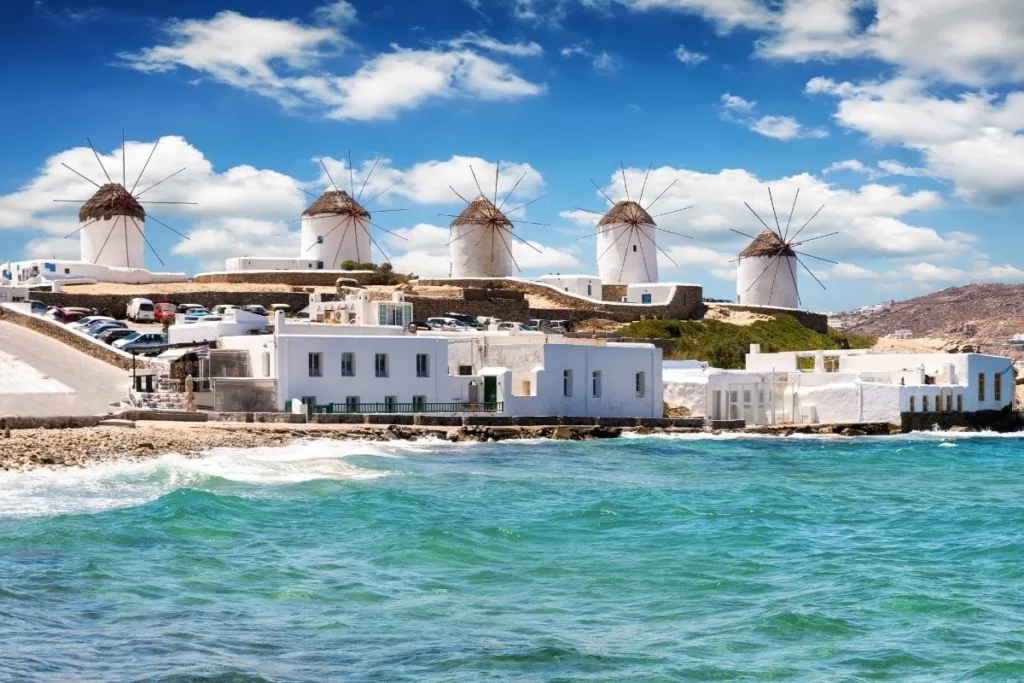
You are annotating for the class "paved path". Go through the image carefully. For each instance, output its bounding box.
[0,322,127,416]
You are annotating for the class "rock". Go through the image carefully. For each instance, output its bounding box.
[949,425,972,432]
[98,419,136,429]
[551,426,573,440]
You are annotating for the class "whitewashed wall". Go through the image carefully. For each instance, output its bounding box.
[300,214,372,267]
[6,259,186,285]
[625,283,677,304]
[537,275,602,299]
[225,257,324,271]
[81,216,145,269]
[736,255,798,308]
[450,225,514,278]
[597,223,659,284]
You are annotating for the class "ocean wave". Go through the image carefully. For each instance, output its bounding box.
[0,439,417,519]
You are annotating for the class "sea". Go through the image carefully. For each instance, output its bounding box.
[2,432,1024,682]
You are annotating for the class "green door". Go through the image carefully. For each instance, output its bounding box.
[483,376,498,404]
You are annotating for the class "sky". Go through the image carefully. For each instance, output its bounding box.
[1,0,1023,312]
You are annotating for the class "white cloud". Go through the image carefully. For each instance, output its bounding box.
[313,1,358,26]
[822,159,883,180]
[119,5,544,121]
[171,218,297,271]
[661,244,736,280]
[971,261,1024,281]
[22,237,81,260]
[894,262,966,283]
[809,76,1024,204]
[720,93,829,141]
[560,42,619,73]
[674,44,708,66]
[831,262,878,279]
[445,32,544,57]
[876,160,929,178]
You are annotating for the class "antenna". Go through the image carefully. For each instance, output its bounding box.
[55,131,194,269]
[733,187,834,307]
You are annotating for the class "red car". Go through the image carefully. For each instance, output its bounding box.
[154,302,177,322]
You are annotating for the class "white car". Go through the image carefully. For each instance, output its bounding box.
[127,298,155,323]
[69,315,115,331]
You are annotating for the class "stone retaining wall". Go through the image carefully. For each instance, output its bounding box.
[900,408,1022,433]
[32,291,313,319]
[0,416,106,430]
[193,271,401,286]
[406,296,530,322]
[0,306,152,371]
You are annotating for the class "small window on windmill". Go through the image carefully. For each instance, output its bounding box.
[317,236,324,244]
[632,245,637,252]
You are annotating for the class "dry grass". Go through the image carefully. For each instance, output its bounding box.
[703,304,775,326]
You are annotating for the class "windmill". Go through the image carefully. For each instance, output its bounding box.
[299,153,410,268]
[574,164,693,284]
[442,162,546,278]
[731,188,837,308]
[53,132,194,269]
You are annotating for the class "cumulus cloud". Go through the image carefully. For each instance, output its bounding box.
[720,93,828,141]
[822,159,883,180]
[560,42,619,74]
[674,44,708,66]
[118,4,544,121]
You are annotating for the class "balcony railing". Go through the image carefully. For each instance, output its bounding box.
[311,401,503,414]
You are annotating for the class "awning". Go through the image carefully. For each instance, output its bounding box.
[157,347,203,361]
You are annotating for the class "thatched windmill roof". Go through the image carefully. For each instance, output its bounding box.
[302,189,369,218]
[78,183,145,222]
[597,200,654,227]
[450,195,512,228]
[739,229,796,258]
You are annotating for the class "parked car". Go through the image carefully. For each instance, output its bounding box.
[409,320,433,331]
[98,328,135,345]
[269,304,291,314]
[69,315,115,331]
[86,322,128,338]
[154,302,177,322]
[184,308,212,323]
[127,298,155,323]
[497,321,534,331]
[211,304,237,316]
[63,311,88,324]
[113,332,166,353]
[427,316,469,330]
[43,307,64,322]
[445,312,483,329]
[529,318,553,330]
[242,304,268,316]
[27,300,48,315]
[176,303,205,314]
[549,319,575,333]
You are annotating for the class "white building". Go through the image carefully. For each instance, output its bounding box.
[2,259,186,286]
[537,275,603,299]
[735,230,798,308]
[664,345,1014,426]
[168,309,272,346]
[216,305,662,417]
[0,284,30,302]
[299,190,372,267]
[450,196,515,278]
[225,257,327,271]
[596,201,658,285]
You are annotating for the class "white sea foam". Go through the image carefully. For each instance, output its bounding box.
[0,439,422,519]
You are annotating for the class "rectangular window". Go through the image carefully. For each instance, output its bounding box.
[341,352,355,377]
[909,395,916,412]
[743,389,752,404]
[641,293,652,304]
[995,373,1003,402]
[300,396,316,407]
[592,371,602,398]
[459,365,473,376]
[563,369,573,397]
[345,396,359,412]
[957,394,963,412]
[375,353,388,378]
[262,352,271,377]
[412,395,426,411]
[923,395,930,412]
[308,352,322,378]
[635,371,646,398]
[978,372,986,401]
[416,353,430,378]
[946,394,953,412]
[384,396,397,411]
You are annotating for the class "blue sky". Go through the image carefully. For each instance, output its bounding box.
[2,0,1023,312]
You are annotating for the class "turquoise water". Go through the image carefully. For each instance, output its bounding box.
[3,433,1024,681]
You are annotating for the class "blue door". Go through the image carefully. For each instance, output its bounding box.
[641,293,652,304]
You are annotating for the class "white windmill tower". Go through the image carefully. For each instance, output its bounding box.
[444,162,545,278]
[732,188,836,308]
[56,132,194,269]
[576,164,692,284]
[299,155,408,268]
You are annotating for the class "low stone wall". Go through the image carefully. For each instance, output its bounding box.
[0,305,150,371]
[192,271,398,286]
[714,303,829,334]
[405,296,530,322]
[32,291,313,319]
[0,415,106,430]
[900,408,1022,433]
[601,284,628,302]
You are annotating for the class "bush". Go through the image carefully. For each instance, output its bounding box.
[618,314,878,369]
[340,260,376,271]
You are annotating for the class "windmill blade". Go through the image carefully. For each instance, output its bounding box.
[729,227,763,241]
[92,218,120,264]
[52,199,93,203]
[469,165,486,199]
[745,253,779,293]
[62,163,102,189]
[651,240,678,267]
[650,206,693,219]
[642,178,678,213]
[446,225,482,246]
[768,186,782,235]
[121,129,127,187]
[637,162,653,205]
[783,188,799,240]
[85,137,113,184]
[508,219,549,227]
[620,162,631,203]
[362,178,403,208]
[792,231,838,246]
[332,219,354,269]
[787,204,826,242]
[355,157,380,203]
[490,222,496,264]
[784,253,802,307]
[145,213,191,240]
[303,215,348,252]
[320,158,341,194]
[368,208,409,214]
[647,225,693,240]
[502,195,544,216]
[362,224,395,264]
[496,224,543,253]
[368,219,409,242]
[130,138,160,194]
[463,229,489,266]
[731,228,781,251]
[493,223,522,272]
[572,207,605,216]
[348,150,355,196]
[63,217,101,239]
[795,254,827,290]
[122,214,130,267]
[127,216,165,267]
[590,179,617,207]
[448,185,476,208]
[793,249,838,265]
[596,224,630,262]
[744,202,776,235]
[134,167,185,199]
[767,250,780,304]
[493,160,500,207]
[635,227,654,282]
[618,226,636,282]
[496,172,527,212]
[138,201,198,205]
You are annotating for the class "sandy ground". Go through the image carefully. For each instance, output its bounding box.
[871,337,958,353]
[703,305,775,326]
